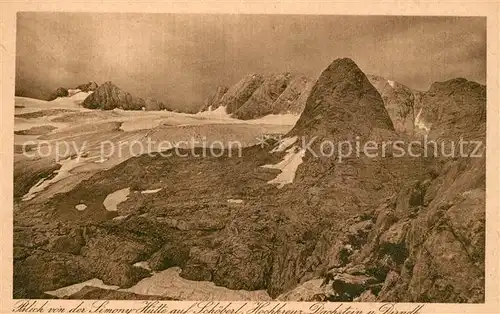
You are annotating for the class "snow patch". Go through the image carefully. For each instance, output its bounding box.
[22,178,47,201]
[270,136,298,153]
[276,279,325,301]
[75,204,87,211]
[250,113,300,126]
[133,261,152,271]
[44,279,119,298]
[414,108,431,133]
[67,89,82,97]
[94,158,108,164]
[103,188,130,211]
[195,106,231,119]
[261,145,306,188]
[112,215,130,221]
[22,156,96,201]
[45,267,271,300]
[120,118,164,132]
[52,91,93,105]
[141,188,162,194]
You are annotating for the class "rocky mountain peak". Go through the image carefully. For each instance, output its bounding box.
[198,72,312,119]
[76,81,99,92]
[199,85,229,112]
[48,87,69,101]
[82,81,146,110]
[420,77,486,140]
[428,77,472,92]
[222,74,265,114]
[231,73,292,120]
[366,75,423,135]
[288,58,394,140]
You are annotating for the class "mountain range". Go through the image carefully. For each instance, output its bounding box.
[48,68,483,135]
[199,73,313,119]
[14,58,485,303]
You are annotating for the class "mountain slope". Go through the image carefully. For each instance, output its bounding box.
[418,78,486,140]
[367,75,486,139]
[271,75,313,115]
[221,74,266,114]
[232,73,292,120]
[199,85,229,112]
[200,73,312,120]
[289,58,394,140]
[82,82,168,111]
[367,75,423,135]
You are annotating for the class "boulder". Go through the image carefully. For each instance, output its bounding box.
[48,87,69,100]
[200,85,229,112]
[82,81,146,110]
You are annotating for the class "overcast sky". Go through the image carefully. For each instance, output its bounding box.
[15,13,486,110]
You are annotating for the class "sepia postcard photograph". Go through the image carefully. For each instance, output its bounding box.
[1,1,499,313]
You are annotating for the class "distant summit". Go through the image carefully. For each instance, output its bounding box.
[222,74,266,114]
[200,85,229,112]
[421,78,486,140]
[367,75,423,135]
[48,81,98,101]
[82,81,170,111]
[48,87,69,101]
[232,73,292,119]
[367,75,486,139]
[199,73,312,119]
[271,75,313,115]
[76,81,98,93]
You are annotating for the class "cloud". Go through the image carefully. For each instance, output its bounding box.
[15,13,486,110]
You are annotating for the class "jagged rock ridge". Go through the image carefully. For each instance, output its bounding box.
[367,75,424,135]
[232,73,292,119]
[367,75,486,139]
[48,81,98,101]
[48,87,69,101]
[221,74,266,114]
[200,73,312,119]
[271,75,313,115]
[82,82,169,111]
[200,85,229,112]
[76,81,98,93]
[418,78,486,140]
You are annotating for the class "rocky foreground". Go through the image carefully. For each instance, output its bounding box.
[14,58,485,302]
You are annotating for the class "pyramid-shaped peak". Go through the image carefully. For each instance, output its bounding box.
[288,57,394,140]
[320,57,371,85]
[327,57,359,69]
